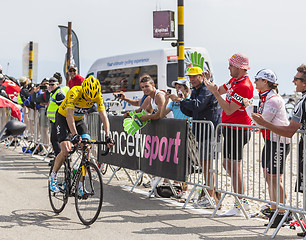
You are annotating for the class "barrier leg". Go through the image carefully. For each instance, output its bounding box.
[106,166,121,184]
[211,192,226,218]
[271,210,290,239]
[182,185,196,209]
[294,212,306,232]
[123,168,135,185]
[203,188,216,208]
[233,195,249,219]
[264,208,280,233]
[148,177,162,198]
[109,165,121,181]
[130,171,144,192]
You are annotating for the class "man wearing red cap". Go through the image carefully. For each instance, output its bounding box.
[204,53,254,216]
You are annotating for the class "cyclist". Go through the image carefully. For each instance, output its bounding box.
[49,76,113,193]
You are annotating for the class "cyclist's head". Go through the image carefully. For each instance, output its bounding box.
[82,76,101,100]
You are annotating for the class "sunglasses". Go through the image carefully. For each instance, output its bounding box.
[294,77,304,81]
[49,83,56,86]
[69,69,76,72]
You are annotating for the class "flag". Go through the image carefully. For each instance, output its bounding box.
[0,96,22,121]
[58,25,80,75]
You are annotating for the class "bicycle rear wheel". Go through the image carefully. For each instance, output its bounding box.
[75,161,103,225]
[48,162,68,213]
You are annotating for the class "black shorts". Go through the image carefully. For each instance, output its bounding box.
[55,112,89,143]
[262,139,290,175]
[222,127,251,161]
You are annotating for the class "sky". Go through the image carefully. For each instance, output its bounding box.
[0,0,305,95]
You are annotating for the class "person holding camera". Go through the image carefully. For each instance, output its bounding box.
[204,53,253,216]
[243,69,290,227]
[177,67,221,208]
[161,78,191,119]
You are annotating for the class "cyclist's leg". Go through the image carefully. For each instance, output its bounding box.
[50,112,71,192]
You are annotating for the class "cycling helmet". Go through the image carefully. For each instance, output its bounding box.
[82,76,101,100]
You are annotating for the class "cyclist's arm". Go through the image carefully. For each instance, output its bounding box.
[252,113,301,138]
[98,109,111,137]
[66,108,78,136]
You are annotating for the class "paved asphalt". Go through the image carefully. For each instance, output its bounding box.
[0,145,301,240]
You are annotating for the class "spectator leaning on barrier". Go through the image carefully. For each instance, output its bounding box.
[68,64,84,89]
[243,69,290,227]
[204,53,254,216]
[179,66,222,207]
[161,78,192,119]
[46,77,69,165]
[251,65,306,236]
[160,78,192,202]
[136,75,166,122]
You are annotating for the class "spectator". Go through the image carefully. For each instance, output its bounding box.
[161,78,191,119]
[0,73,21,103]
[179,67,222,207]
[136,75,166,121]
[160,78,192,202]
[251,65,306,237]
[244,69,290,227]
[47,77,69,165]
[204,53,254,216]
[68,64,84,89]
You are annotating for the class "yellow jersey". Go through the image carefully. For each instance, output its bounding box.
[58,86,105,121]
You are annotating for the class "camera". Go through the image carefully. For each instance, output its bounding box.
[40,85,48,90]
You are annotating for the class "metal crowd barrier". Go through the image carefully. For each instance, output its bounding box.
[2,106,306,239]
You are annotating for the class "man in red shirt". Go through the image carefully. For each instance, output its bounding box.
[204,53,254,217]
[0,74,21,103]
[68,64,84,89]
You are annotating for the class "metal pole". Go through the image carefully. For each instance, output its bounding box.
[66,22,72,83]
[177,0,184,80]
[29,41,33,80]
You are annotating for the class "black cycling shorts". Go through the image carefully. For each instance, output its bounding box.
[222,127,251,161]
[55,112,89,143]
[261,139,290,175]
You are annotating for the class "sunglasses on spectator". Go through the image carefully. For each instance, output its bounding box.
[49,83,56,86]
[294,77,304,81]
[69,69,76,72]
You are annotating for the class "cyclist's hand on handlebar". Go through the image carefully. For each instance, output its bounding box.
[105,136,114,148]
[71,134,81,145]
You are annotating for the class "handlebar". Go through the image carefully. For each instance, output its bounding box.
[69,139,115,156]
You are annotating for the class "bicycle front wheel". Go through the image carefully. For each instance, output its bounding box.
[75,161,103,225]
[48,162,68,213]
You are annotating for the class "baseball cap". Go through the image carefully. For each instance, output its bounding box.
[228,53,250,70]
[255,69,277,83]
[172,78,191,89]
[68,64,77,70]
[185,67,203,76]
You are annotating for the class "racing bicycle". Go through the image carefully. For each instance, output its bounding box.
[48,139,110,225]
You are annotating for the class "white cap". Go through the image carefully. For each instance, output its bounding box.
[255,69,277,83]
[171,78,190,89]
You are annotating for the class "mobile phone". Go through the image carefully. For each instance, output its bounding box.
[167,89,171,94]
[253,106,258,113]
